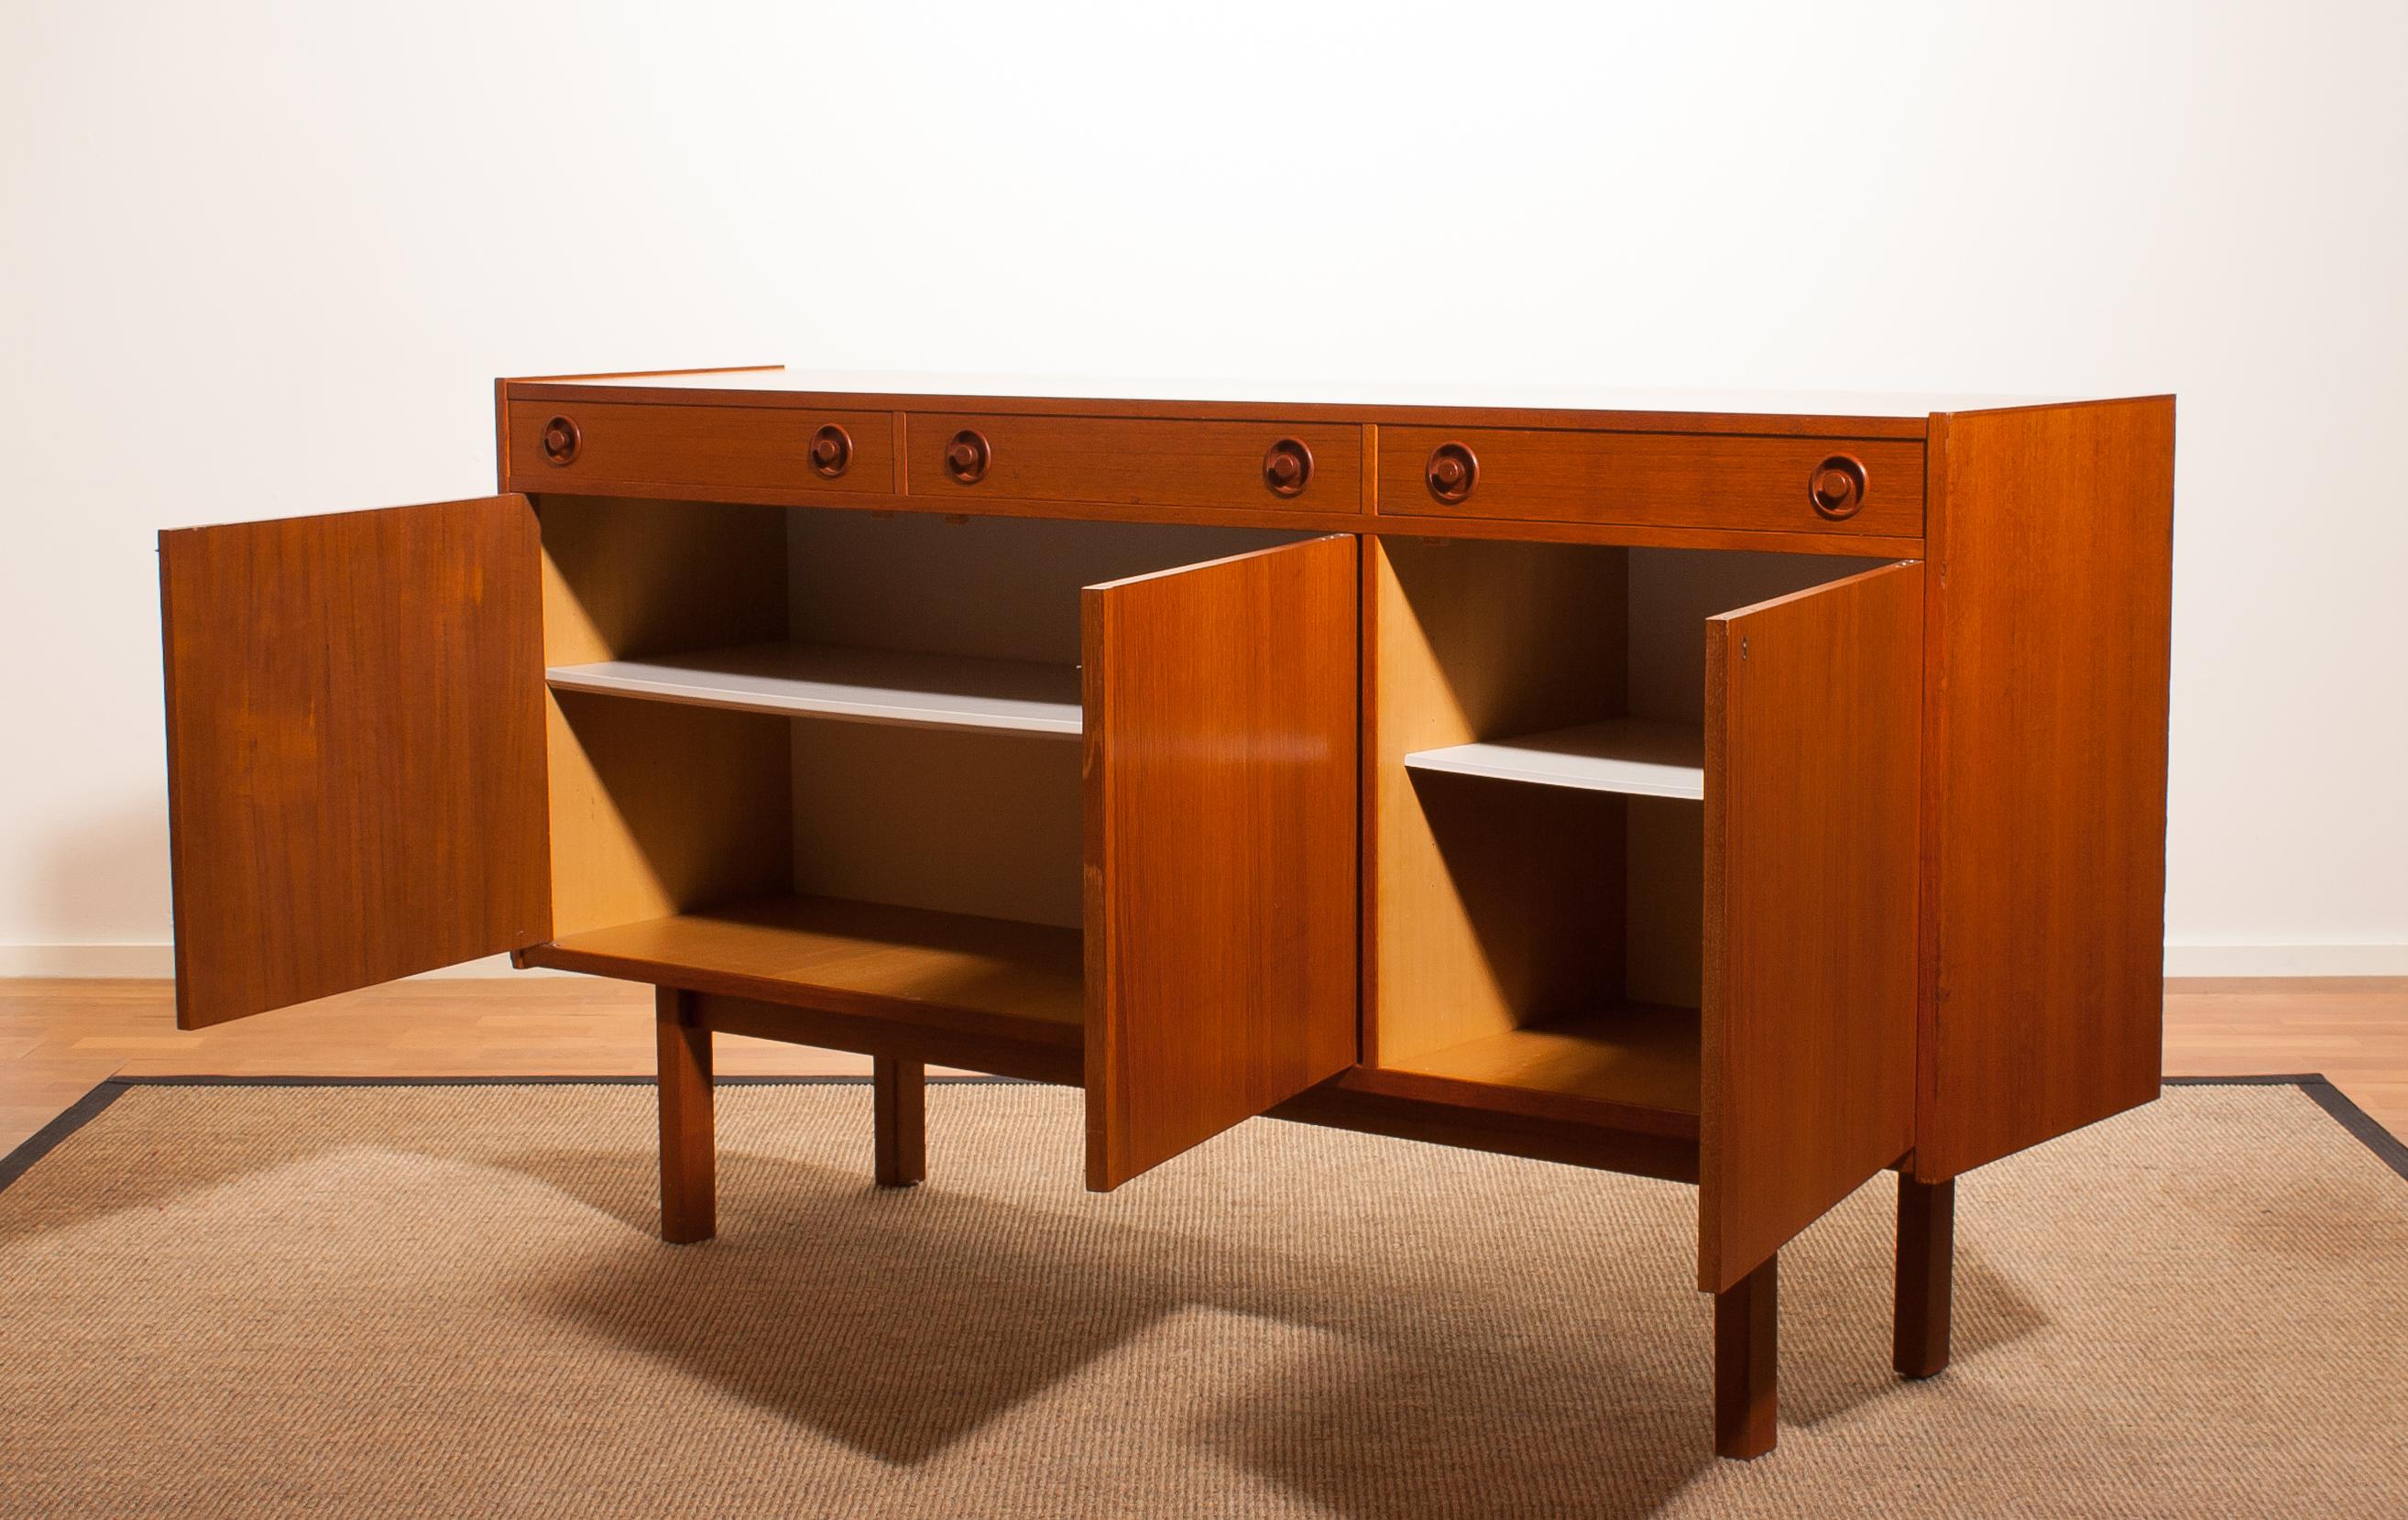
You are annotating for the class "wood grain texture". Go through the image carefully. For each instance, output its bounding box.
[1083,536,1360,1190]
[527,895,1083,1049]
[1378,428,1925,539]
[1366,539,1627,1064]
[159,497,550,1028]
[1374,1003,1700,1136]
[504,400,894,497]
[656,986,715,1243]
[1893,1174,1954,1378]
[1917,398,2176,1180]
[1700,563,1922,1293]
[909,413,1362,514]
[498,380,1927,552]
[1714,1254,1779,1459]
[872,1055,926,1187]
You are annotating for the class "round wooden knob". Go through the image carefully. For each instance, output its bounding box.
[1263,437,1313,498]
[541,415,580,466]
[1425,442,1478,504]
[810,423,852,478]
[1809,455,1867,519]
[944,429,990,484]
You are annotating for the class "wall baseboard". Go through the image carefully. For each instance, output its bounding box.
[5,943,2404,980]
[2162,943,2408,977]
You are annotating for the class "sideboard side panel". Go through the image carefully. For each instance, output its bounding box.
[1918,398,2176,1180]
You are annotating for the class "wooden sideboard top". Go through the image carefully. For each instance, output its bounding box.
[503,366,2089,439]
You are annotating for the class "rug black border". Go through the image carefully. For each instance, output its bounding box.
[4,1074,2403,1197]
[0,1074,1010,1196]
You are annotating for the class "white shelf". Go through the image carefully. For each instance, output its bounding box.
[546,642,1083,737]
[1404,719,1705,800]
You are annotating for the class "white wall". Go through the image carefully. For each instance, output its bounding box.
[3,1,2403,976]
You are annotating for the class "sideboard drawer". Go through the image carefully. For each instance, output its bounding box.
[1376,428,1924,538]
[507,400,896,495]
[907,414,1362,513]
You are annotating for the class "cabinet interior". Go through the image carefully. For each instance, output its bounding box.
[533,496,1302,1037]
[1369,539,1888,1124]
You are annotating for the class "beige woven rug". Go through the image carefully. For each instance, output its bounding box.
[2,1078,2403,1518]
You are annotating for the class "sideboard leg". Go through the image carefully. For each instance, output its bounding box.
[873,1056,926,1187]
[1894,1173,1955,1377]
[656,987,716,1244]
[1713,1253,1779,1459]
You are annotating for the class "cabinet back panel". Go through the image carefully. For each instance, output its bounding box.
[786,510,1302,664]
[1369,539,1629,1063]
[537,496,791,663]
[1625,550,1891,723]
[778,508,1300,934]
[791,721,1083,930]
[1619,552,1888,1006]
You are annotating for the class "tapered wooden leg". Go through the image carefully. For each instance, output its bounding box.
[1713,1253,1779,1460]
[1894,1174,1955,1378]
[656,987,716,1244]
[873,1056,925,1188]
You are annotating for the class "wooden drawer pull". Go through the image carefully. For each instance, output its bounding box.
[1809,455,1867,519]
[810,423,852,478]
[945,429,991,484]
[1425,442,1478,503]
[1262,437,1313,498]
[541,415,581,466]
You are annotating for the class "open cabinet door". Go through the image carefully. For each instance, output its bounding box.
[1082,535,1359,1190]
[1699,562,1922,1292]
[159,496,551,1028]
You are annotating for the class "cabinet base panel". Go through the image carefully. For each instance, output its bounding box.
[524,893,1083,1054]
[1272,1070,1700,1184]
[1363,1002,1701,1140]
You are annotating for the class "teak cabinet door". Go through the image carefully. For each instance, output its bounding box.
[1699,562,1923,1292]
[1081,535,1360,1190]
[159,496,551,1028]
[1916,399,2173,1179]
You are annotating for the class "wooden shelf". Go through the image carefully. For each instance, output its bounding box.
[545,642,1083,736]
[523,894,1085,1048]
[1373,1002,1702,1134]
[1403,718,1704,800]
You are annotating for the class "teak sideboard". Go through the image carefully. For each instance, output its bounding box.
[157,368,2175,1459]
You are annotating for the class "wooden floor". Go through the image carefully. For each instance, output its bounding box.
[2,976,2403,1157]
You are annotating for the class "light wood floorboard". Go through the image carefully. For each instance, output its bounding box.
[2,976,2402,1156]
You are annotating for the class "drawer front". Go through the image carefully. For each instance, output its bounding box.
[1377,428,1924,538]
[507,400,895,495]
[907,414,1362,513]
